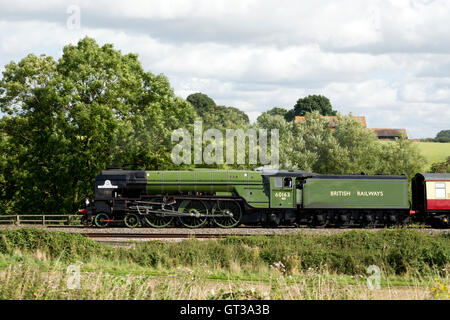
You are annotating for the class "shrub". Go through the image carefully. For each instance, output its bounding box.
[0,228,448,276]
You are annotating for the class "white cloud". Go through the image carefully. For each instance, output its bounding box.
[0,0,449,138]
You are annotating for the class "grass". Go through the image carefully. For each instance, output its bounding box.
[0,264,439,300]
[414,142,450,170]
[0,228,448,300]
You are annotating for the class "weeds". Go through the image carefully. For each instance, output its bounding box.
[0,228,449,277]
[0,228,448,300]
[430,278,449,300]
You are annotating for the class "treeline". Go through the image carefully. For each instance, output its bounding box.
[256,111,424,176]
[420,130,450,143]
[0,38,426,214]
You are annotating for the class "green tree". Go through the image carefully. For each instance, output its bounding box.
[256,112,314,171]
[186,93,216,115]
[214,105,249,129]
[285,95,337,121]
[435,130,450,143]
[430,157,450,173]
[292,112,348,173]
[0,130,17,214]
[377,137,425,179]
[187,92,249,129]
[257,111,425,178]
[260,107,287,119]
[0,37,197,214]
[256,107,287,124]
[332,115,382,174]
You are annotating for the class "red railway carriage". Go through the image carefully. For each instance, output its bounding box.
[412,173,450,227]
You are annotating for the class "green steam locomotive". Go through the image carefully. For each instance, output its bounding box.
[81,168,417,228]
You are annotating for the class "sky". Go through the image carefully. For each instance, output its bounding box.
[0,0,449,138]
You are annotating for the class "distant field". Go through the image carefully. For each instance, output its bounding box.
[414,142,450,170]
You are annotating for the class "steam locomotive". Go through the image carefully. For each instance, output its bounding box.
[79,168,450,228]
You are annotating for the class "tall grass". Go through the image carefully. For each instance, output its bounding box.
[0,263,438,300]
[0,228,448,300]
[1,228,448,276]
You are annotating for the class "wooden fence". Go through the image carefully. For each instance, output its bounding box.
[0,215,81,226]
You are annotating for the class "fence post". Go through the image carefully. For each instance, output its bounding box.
[43,215,46,226]
[16,215,20,225]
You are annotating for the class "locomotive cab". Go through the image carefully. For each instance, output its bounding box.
[295,179,305,205]
[261,170,315,209]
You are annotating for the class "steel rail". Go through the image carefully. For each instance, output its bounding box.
[82,233,255,239]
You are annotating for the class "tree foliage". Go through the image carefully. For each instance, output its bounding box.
[257,107,288,122]
[430,157,450,173]
[187,92,249,129]
[185,93,253,170]
[435,130,450,143]
[0,37,197,213]
[186,92,216,115]
[285,95,337,121]
[257,111,425,178]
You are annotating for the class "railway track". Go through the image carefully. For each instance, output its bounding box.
[80,228,449,240]
[1,225,448,241]
[82,233,238,239]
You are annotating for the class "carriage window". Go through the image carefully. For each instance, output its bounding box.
[274,177,282,188]
[284,177,292,188]
[435,183,446,199]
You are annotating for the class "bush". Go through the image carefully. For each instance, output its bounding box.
[0,228,448,276]
[0,228,104,262]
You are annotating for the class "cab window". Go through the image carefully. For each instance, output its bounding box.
[283,177,292,188]
[274,177,282,188]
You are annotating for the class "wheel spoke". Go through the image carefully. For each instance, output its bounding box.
[212,200,242,228]
[145,205,174,228]
[124,214,140,228]
[94,212,110,228]
[178,200,208,228]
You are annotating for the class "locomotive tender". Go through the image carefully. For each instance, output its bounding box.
[80,168,445,228]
